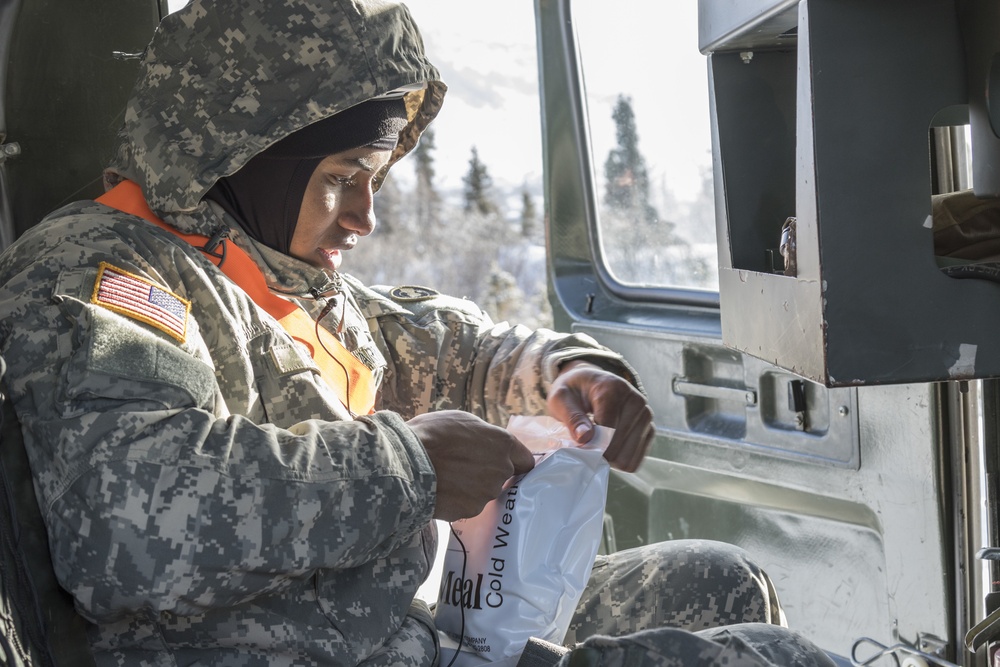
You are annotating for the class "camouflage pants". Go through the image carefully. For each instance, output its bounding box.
[536,539,835,667]
[552,624,837,667]
[566,539,785,642]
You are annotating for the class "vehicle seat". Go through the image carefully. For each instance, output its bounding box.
[0,355,95,666]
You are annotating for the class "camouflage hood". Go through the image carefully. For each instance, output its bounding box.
[105,0,445,218]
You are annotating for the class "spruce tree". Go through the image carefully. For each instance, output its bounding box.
[462,146,498,216]
[519,188,538,240]
[372,174,403,236]
[603,95,658,225]
[412,126,441,229]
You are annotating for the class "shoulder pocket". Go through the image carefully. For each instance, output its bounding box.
[65,304,217,411]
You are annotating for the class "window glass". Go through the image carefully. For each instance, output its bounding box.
[573,2,719,291]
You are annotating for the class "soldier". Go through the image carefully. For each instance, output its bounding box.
[0,1,832,665]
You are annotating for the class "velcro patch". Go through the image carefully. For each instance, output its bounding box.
[91,262,190,342]
[389,285,439,302]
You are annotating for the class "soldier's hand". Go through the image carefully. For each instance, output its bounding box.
[547,360,654,472]
[407,410,535,522]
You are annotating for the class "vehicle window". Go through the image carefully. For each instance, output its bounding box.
[573,1,719,292]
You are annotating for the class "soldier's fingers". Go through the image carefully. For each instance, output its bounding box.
[623,421,654,472]
[602,399,654,471]
[547,384,596,444]
[510,438,536,476]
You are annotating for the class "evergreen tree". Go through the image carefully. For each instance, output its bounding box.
[412,126,441,228]
[519,187,538,241]
[462,146,499,216]
[483,265,522,324]
[372,173,403,236]
[684,165,717,244]
[599,94,696,284]
[603,95,658,225]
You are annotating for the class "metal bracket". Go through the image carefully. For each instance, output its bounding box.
[854,636,958,667]
[916,633,949,659]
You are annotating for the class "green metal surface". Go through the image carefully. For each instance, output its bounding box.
[4,0,160,240]
[537,0,959,659]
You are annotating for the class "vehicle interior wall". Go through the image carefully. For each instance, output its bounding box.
[0,0,161,250]
[536,0,993,663]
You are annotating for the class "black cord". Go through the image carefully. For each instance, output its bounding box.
[314,296,355,417]
[443,523,467,667]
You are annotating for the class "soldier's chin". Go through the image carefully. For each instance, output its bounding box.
[317,248,342,271]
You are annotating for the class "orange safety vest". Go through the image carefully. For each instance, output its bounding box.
[96,181,376,416]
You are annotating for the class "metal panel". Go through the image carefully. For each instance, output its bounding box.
[699,0,799,54]
[711,49,797,274]
[574,322,859,469]
[0,0,21,251]
[4,0,159,240]
[592,362,952,659]
[539,0,955,659]
[959,0,1000,198]
[709,0,1000,387]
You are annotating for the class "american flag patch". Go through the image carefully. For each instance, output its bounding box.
[91,262,190,342]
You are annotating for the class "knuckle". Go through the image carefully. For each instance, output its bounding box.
[547,383,572,402]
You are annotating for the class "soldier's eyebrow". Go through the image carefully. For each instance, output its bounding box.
[334,155,386,173]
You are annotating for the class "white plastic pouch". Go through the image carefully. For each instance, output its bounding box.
[435,415,613,667]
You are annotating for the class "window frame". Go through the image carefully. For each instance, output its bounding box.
[539,0,721,323]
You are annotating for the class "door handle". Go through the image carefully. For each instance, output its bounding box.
[672,377,757,406]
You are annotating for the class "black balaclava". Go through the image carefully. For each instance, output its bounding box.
[205,97,408,256]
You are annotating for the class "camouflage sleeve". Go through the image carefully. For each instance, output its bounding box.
[0,216,437,622]
[358,284,642,425]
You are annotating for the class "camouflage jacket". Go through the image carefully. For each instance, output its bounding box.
[0,1,637,665]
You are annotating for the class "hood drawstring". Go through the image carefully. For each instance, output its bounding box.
[312,282,355,417]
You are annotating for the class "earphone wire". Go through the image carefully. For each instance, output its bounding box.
[315,297,355,417]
